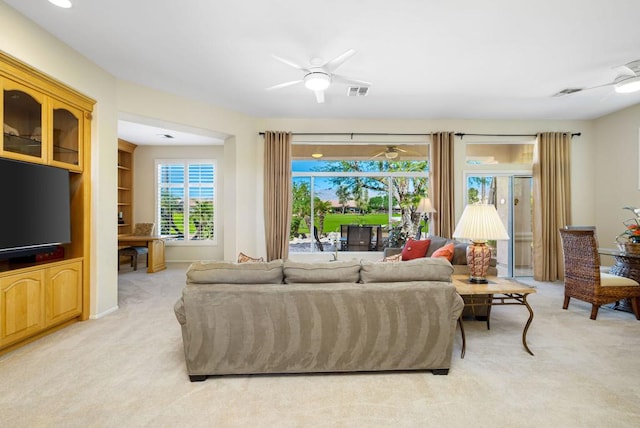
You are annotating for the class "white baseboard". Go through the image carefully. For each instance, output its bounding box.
[91,305,119,319]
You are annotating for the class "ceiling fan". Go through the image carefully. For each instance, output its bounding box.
[554,59,640,97]
[266,49,371,103]
[370,146,419,160]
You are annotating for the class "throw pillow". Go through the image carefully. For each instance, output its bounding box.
[401,238,431,261]
[237,252,264,263]
[381,253,402,263]
[431,242,455,262]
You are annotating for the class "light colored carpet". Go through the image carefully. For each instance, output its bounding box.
[1,263,640,427]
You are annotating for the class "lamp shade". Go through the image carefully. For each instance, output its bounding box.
[417,197,436,213]
[452,204,509,241]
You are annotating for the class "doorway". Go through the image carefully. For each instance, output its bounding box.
[465,174,533,277]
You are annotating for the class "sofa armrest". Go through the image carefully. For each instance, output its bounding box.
[174,298,186,325]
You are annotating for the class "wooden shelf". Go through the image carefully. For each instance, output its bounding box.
[117,139,136,236]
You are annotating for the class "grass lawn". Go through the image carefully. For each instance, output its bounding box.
[297,213,395,234]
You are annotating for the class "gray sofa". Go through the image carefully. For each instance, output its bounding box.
[383,235,498,276]
[174,257,464,381]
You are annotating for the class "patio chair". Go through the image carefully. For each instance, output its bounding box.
[346,225,373,251]
[558,228,640,320]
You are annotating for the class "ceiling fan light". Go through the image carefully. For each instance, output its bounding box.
[384,151,399,159]
[304,73,330,91]
[615,76,640,94]
[48,0,72,8]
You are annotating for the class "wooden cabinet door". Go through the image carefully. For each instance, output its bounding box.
[1,77,47,163]
[49,98,83,171]
[46,261,82,327]
[0,270,45,347]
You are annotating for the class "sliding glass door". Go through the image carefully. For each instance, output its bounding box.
[465,174,533,277]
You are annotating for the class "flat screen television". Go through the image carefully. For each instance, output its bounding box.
[0,157,71,260]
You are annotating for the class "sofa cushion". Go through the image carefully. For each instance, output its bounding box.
[360,257,453,283]
[283,259,361,283]
[431,242,455,261]
[187,260,284,284]
[425,236,448,256]
[401,238,431,260]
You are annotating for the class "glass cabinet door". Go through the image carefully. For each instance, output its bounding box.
[50,99,82,169]
[2,81,46,161]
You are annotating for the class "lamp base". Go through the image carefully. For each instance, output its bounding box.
[466,241,492,284]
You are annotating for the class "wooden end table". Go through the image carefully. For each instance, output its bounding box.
[452,275,536,358]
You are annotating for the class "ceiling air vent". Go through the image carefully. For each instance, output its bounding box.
[552,88,583,97]
[347,86,369,97]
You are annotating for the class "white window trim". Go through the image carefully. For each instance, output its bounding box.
[155,159,217,246]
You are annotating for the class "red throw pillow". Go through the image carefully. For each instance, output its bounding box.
[401,238,431,261]
[431,242,455,262]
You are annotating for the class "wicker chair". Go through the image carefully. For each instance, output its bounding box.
[559,228,640,320]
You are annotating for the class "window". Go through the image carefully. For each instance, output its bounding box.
[156,160,215,243]
[290,142,429,253]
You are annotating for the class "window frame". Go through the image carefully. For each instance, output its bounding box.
[154,159,217,246]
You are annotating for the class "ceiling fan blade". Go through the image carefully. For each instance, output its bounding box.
[322,49,356,72]
[613,64,637,77]
[552,81,614,97]
[266,80,303,91]
[272,54,310,72]
[369,151,384,160]
[332,74,372,87]
[314,90,325,103]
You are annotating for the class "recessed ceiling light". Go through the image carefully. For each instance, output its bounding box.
[48,0,73,8]
[311,153,323,159]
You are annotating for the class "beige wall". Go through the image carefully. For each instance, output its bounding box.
[134,144,225,262]
[594,104,640,264]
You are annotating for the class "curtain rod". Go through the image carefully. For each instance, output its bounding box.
[454,132,581,139]
[258,132,430,138]
[259,131,582,138]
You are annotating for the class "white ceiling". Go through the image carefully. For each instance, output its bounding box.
[6,0,640,142]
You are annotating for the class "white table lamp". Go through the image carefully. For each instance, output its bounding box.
[452,204,509,283]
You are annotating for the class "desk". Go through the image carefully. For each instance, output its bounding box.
[118,236,166,273]
[452,275,536,358]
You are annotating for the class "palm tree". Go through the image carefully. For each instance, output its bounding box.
[336,185,351,214]
[314,198,333,235]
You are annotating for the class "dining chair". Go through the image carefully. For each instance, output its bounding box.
[346,225,373,251]
[559,228,640,320]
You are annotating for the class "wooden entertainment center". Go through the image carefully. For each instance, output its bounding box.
[0,51,94,355]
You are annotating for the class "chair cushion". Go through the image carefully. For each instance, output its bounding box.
[600,273,640,287]
[283,259,361,283]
